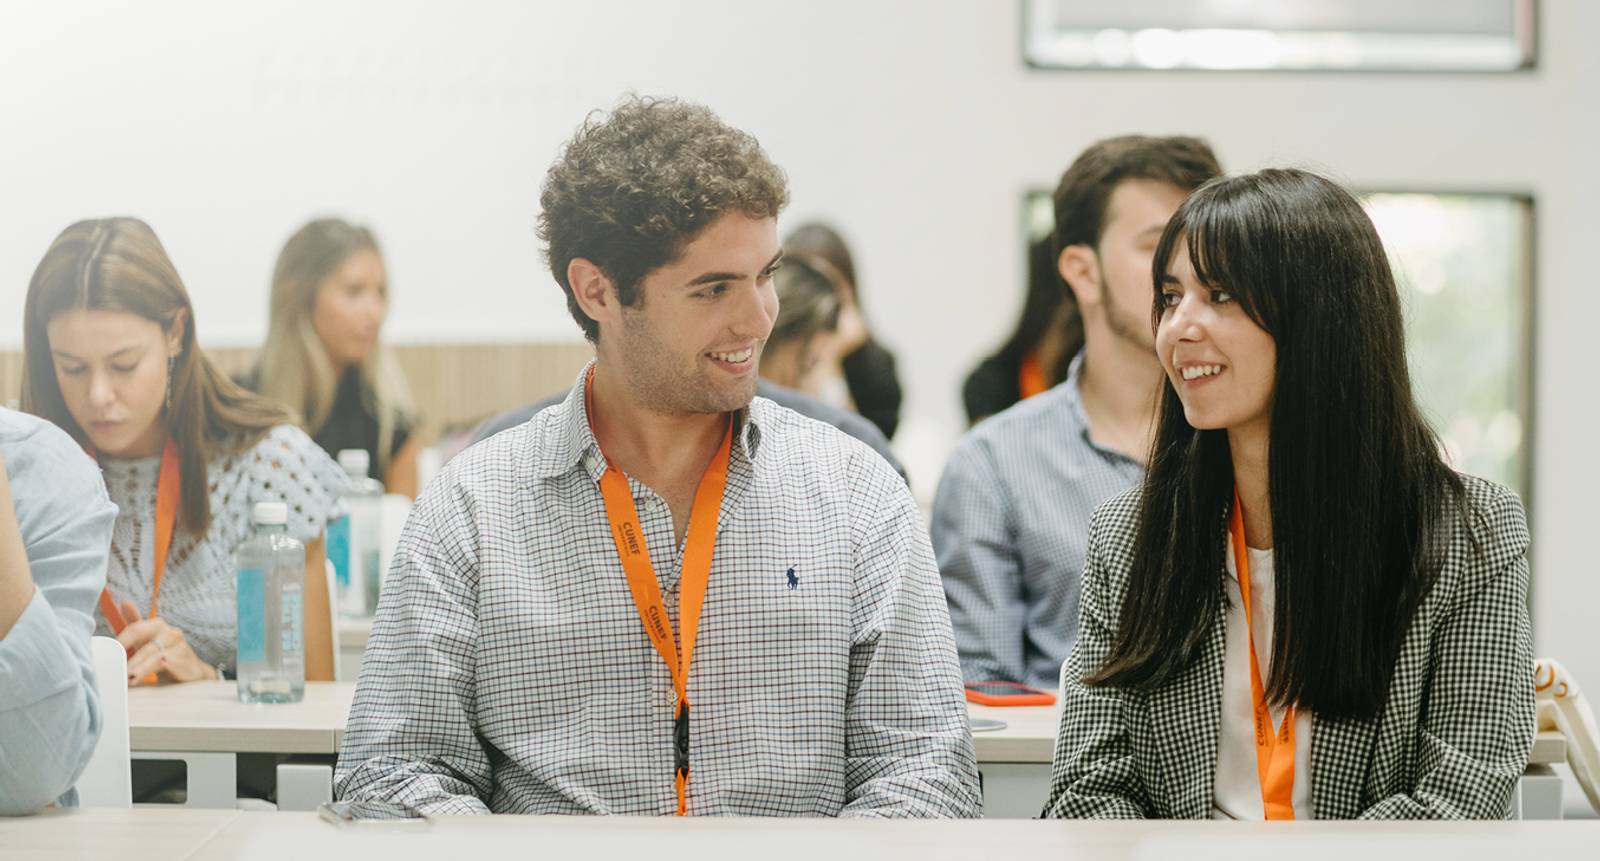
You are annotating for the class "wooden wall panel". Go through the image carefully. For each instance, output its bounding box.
[1,342,594,442]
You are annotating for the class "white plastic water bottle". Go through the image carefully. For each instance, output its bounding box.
[235,501,305,704]
[332,449,384,619]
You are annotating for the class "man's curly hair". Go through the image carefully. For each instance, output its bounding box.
[538,95,790,342]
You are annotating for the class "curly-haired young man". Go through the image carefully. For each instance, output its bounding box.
[336,96,981,818]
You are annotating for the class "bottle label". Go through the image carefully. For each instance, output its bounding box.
[237,568,266,664]
[328,515,352,588]
[281,589,303,656]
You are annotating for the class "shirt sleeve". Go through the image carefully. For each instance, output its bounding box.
[0,431,116,815]
[838,447,982,819]
[334,466,492,814]
[931,436,1026,685]
[1357,485,1536,820]
[1042,504,1149,819]
[246,425,351,545]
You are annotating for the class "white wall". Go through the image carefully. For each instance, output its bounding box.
[1,0,1595,682]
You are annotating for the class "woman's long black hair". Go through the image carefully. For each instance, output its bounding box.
[992,234,1083,387]
[1084,169,1466,720]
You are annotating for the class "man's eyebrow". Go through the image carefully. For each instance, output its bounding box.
[684,251,784,287]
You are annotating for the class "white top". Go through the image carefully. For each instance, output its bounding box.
[1211,537,1315,820]
[97,424,347,671]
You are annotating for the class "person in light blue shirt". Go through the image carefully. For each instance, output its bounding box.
[933,136,1222,690]
[0,407,117,815]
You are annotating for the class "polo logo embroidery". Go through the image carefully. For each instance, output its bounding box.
[786,567,799,590]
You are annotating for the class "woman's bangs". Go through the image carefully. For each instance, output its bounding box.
[1182,198,1271,330]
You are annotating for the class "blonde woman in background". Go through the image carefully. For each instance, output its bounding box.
[243,218,419,497]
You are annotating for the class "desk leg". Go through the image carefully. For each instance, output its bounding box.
[277,762,334,811]
[131,752,236,809]
[1516,764,1564,820]
[977,763,1052,818]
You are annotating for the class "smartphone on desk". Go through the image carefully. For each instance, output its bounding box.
[318,800,433,827]
[964,680,1057,707]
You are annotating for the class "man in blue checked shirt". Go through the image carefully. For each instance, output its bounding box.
[335,95,981,818]
[932,136,1222,691]
[1,407,117,815]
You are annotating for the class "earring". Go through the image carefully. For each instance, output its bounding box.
[165,354,176,414]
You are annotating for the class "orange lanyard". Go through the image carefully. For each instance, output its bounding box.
[98,437,180,632]
[1229,493,1297,820]
[1018,350,1049,399]
[586,373,733,816]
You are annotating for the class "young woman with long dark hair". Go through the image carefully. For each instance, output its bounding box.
[1045,169,1534,820]
[960,234,1083,425]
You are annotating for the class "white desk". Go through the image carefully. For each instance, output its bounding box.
[0,807,241,861]
[962,703,1571,820]
[4,809,1598,861]
[128,681,354,810]
[966,703,1056,817]
[123,683,1568,819]
[126,682,1043,814]
[129,680,354,754]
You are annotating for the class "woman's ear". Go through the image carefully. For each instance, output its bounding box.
[165,307,189,357]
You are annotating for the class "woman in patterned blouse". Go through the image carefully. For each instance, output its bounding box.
[21,217,348,685]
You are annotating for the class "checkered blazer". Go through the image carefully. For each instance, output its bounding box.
[1044,473,1536,819]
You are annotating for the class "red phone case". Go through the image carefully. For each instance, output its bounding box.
[964,681,1057,707]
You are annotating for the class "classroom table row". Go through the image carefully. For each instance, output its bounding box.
[123,680,1568,819]
[5,806,1598,861]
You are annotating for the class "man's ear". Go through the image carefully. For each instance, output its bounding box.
[1058,244,1103,308]
[568,258,618,331]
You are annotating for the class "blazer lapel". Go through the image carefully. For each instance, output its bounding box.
[1144,602,1226,818]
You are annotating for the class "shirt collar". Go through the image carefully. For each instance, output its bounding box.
[1059,351,1095,446]
[532,360,765,482]
[1059,350,1141,466]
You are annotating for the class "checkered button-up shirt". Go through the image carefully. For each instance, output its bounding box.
[336,365,981,818]
[932,355,1143,690]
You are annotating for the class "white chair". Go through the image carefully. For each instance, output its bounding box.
[1535,658,1600,815]
[1051,658,1070,760]
[75,636,131,808]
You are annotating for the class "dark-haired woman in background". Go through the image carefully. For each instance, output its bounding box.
[960,234,1083,425]
[1045,169,1534,820]
[783,222,902,439]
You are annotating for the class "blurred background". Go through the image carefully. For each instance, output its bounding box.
[0,0,1593,683]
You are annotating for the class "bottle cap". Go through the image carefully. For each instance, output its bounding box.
[253,501,288,526]
[337,449,371,479]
